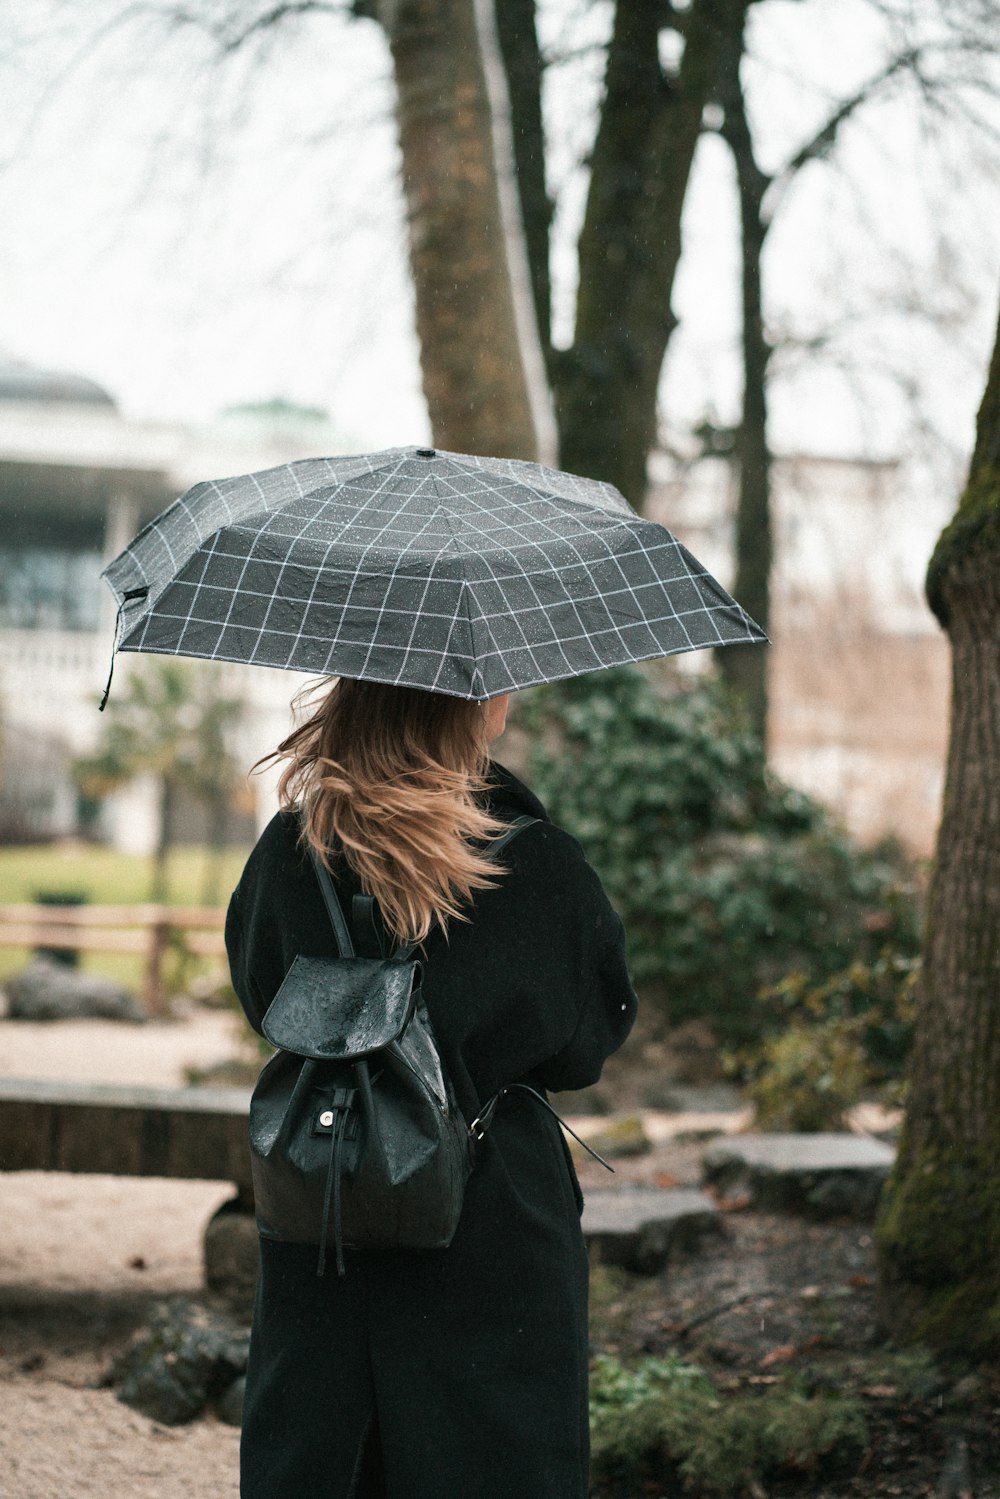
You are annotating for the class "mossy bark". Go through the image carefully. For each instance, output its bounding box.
[875,298,1000,1355]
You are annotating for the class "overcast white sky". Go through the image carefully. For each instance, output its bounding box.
[2,0,999,510]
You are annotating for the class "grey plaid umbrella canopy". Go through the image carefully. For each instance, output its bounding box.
[101,446,766,702]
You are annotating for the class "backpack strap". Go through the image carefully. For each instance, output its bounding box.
[351,895,385,959]
[470,1083,615,1172]
[309,851,355,959]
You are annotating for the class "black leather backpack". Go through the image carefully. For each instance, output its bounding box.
[248,816,539,1275]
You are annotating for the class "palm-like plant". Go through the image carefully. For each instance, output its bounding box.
[76,660,247,903]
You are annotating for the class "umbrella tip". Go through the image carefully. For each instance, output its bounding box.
[416,447,436,458]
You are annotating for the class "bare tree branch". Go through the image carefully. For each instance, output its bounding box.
[763,48,920,224]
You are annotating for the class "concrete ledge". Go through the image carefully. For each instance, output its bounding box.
[0,1076,252,1188]
[583,1187,720,1275]
[702,1132,896,1219]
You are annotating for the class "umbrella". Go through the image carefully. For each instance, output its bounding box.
[100,445,766,705]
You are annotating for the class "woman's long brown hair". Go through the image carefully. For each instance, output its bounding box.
[258,678,509,944]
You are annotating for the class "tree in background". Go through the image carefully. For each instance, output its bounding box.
[141,0,997,744]
[540,0,747,506]
[875,290,1000,1355]
[76,660,247,904]
[185,685,249,906]
[355,0,543,461]
[149,0,748,502]
[710,5,1000,739]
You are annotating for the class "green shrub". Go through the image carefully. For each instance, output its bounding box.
[728,948,920,1128]
[753,950,920,1081]
[520,668,921,1044]
[589,1354,868,1494]
[735,1016,871,1131]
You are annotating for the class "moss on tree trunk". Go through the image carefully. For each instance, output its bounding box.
[875,300,1000,1355]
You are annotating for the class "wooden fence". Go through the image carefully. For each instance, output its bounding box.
[0,903,227,1013]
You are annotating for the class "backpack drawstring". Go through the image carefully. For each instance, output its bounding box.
[316,1088,356,1277]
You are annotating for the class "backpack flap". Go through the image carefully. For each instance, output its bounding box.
[261,955,421,1060]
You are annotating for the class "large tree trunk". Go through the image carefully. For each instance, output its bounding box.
[714,18,772,740]
[376,0,539,459]
[875,294,1000,1355]
[554,0,747,510]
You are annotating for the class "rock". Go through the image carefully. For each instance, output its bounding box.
[583,1188,721,1275]
[4,958,146,1023]
[947,1373,985,1407]
[656,1082,745,1113]
[575,1112,652,1161]
[702,1133,895,1220]
[204,1199,260,1314]
[216,1375,246,1428]
[185,1056,262,1089]
[548,1084,612,1116]
[110,1299,249,1425]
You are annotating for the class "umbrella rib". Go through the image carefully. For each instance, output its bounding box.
[426,508,492,699]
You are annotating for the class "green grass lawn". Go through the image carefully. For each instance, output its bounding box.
[0,843,252,987]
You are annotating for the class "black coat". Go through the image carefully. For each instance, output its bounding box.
[226,762,637,1499]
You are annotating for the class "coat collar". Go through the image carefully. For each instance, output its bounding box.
[484,760,550,823]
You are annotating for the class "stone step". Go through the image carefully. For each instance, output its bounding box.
[702,1132,896,1220]
[582,1187,721,1276]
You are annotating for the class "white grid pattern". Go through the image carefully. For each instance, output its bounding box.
[102,447,766,699]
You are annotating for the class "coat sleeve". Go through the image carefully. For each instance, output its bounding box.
[529,913,638,1093]
[513,824,638,1094]
[225,886,270,1037]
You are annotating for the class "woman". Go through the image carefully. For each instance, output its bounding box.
[226,677,638,1499]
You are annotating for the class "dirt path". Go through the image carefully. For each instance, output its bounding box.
[0,1012,247,1497]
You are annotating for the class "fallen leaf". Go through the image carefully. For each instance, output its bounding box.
[849,1272,873,1289]
[860,1384,897,1398]
[717,1193,752,1213]
[127,1255,148,1271]
[760,1344,797,1368]
[655,1171,681,1188]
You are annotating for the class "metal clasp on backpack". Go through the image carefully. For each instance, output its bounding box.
[313,1086,359,1138]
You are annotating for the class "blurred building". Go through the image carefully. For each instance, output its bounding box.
[0,358,337,853]
[648,452,950,856]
